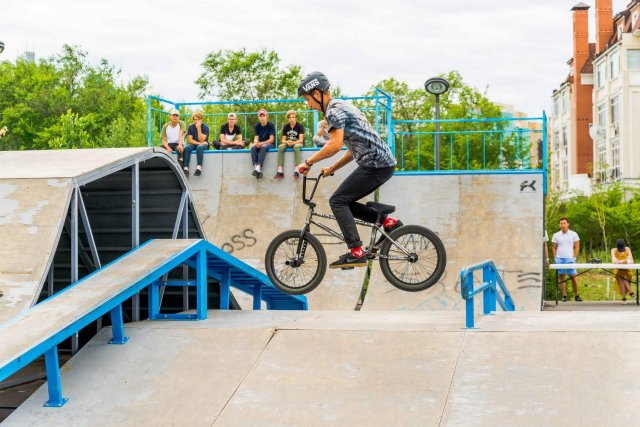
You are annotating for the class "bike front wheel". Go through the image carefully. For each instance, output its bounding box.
[265,229,327,295]
[379,225,447,292]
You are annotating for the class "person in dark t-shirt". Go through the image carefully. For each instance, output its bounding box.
[250,109,275,179]
[275,110,305,179]
[213,113,249,150]
[184,112,210,177]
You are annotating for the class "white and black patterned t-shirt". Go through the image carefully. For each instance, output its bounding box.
[324,99,396,168]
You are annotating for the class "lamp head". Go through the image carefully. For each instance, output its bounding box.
[424,77,450,96]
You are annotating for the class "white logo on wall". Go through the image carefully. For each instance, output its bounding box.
[303,79,320,92]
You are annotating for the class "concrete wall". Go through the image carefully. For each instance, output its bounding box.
[187,151,544,311]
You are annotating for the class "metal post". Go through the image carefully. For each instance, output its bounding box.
[482,265,493,315]
[131,163,140,322]
[253,284,262,310]
[542,111,548,195]
[147,96,151,147]
[109,304,129,345]
[43,346,68,407]
[435,94,441,171]
[196,249,207,320]
[47,264,54,297]
[70,188,79,354]
[465,274,475,328]
[220,269,230,310]
[148,281,160,320]
[182,195,189,310]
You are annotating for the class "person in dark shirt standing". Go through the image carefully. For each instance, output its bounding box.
[184,112,210,177]
[275,110,304,179]
[213,113,248,150]
[251,109,275,179]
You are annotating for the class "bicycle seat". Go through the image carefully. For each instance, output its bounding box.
[366,201,395,215]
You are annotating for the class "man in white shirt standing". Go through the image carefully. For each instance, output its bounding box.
[552,217,582,302]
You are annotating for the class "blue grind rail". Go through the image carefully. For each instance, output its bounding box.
[0,239,306,408]
[460,260,515,328]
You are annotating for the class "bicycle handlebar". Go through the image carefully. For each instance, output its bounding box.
[302,172,326,205]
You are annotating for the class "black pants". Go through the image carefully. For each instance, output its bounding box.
[330,165,395,249]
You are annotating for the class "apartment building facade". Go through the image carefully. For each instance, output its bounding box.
[549,0,640,193]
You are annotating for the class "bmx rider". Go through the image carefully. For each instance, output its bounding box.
[296,71,402,269]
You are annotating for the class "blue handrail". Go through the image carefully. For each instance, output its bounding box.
[460,260,515,328]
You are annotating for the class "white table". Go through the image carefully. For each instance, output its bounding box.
[549,263,640,305]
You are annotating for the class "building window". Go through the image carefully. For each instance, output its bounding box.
[610,95,620,134]
[596,61,606,88]
[597,101,607,127]
[553,130,560,150]
[553,98,559,116]
[629,50,640,70]
[633,13,638,27]
[610,51,620,80]
[618,25,624,39]
[561,126,567,148]
[562,159,569,190]
[611,138,620,180]
[597,142,607,183]
[561,91,568,112]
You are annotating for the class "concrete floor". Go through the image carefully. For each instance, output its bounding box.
[5,309,640,426]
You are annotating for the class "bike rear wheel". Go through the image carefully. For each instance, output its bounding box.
[265,229,327,295]
[379,225,446,292]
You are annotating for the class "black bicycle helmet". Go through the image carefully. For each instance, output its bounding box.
[298,72,331,113]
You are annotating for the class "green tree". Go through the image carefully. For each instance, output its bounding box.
[365,71,504,171]
[0,44,148,151]
[195,48,302,103]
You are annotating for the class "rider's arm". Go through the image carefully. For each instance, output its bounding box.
[327,150,353,174]
[305,128,344,165]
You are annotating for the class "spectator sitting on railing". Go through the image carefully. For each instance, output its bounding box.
[275,110,304,180]
[213,113,249,150]
[312,119,329,147]
[183,112,210,177]
[552,217,582,302]
[161,109,185,166]
[612,238,635,304]
[250,109,275,179]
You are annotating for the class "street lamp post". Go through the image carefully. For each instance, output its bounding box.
[424,77,450,170]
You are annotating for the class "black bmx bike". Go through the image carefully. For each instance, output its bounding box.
[264,173,447,294]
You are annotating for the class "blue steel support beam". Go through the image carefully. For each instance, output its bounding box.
[196,249,207,320]
[148,281,161,320]
[253,285,262,310]
[109,304,129,345]
[43,346,68,407]
[220,269,230,310]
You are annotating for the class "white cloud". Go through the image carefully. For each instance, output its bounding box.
[1,0,631,116]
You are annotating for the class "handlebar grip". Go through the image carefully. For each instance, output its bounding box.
[299,167,307,174]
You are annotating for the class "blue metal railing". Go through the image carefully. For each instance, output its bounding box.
[393,116,547,191]
[460,260,516,328]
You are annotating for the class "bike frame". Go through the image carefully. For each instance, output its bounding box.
[296,174,412,260]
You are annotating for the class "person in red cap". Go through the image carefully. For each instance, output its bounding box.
[251,109,275,179]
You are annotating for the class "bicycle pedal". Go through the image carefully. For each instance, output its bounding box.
[341,267,355,270]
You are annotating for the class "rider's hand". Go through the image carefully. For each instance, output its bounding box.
[297,161,310,176]
[320,167,333,177]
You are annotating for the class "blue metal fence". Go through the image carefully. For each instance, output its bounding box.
[460,260,516,328]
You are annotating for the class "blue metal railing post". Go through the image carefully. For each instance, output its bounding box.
[542,111,548,195]
[465,272,475,328]
[196,249,207,320]
[147,96,152,147]
[482,265,496,314]
[109,304,129,345]
[253,285,262,310]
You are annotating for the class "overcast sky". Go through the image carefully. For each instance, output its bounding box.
[1,0,630,116]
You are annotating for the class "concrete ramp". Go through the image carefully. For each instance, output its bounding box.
[0,148,167,324]
[363,173,544,311]
[6,310,640,426]
[188,151,372,310]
